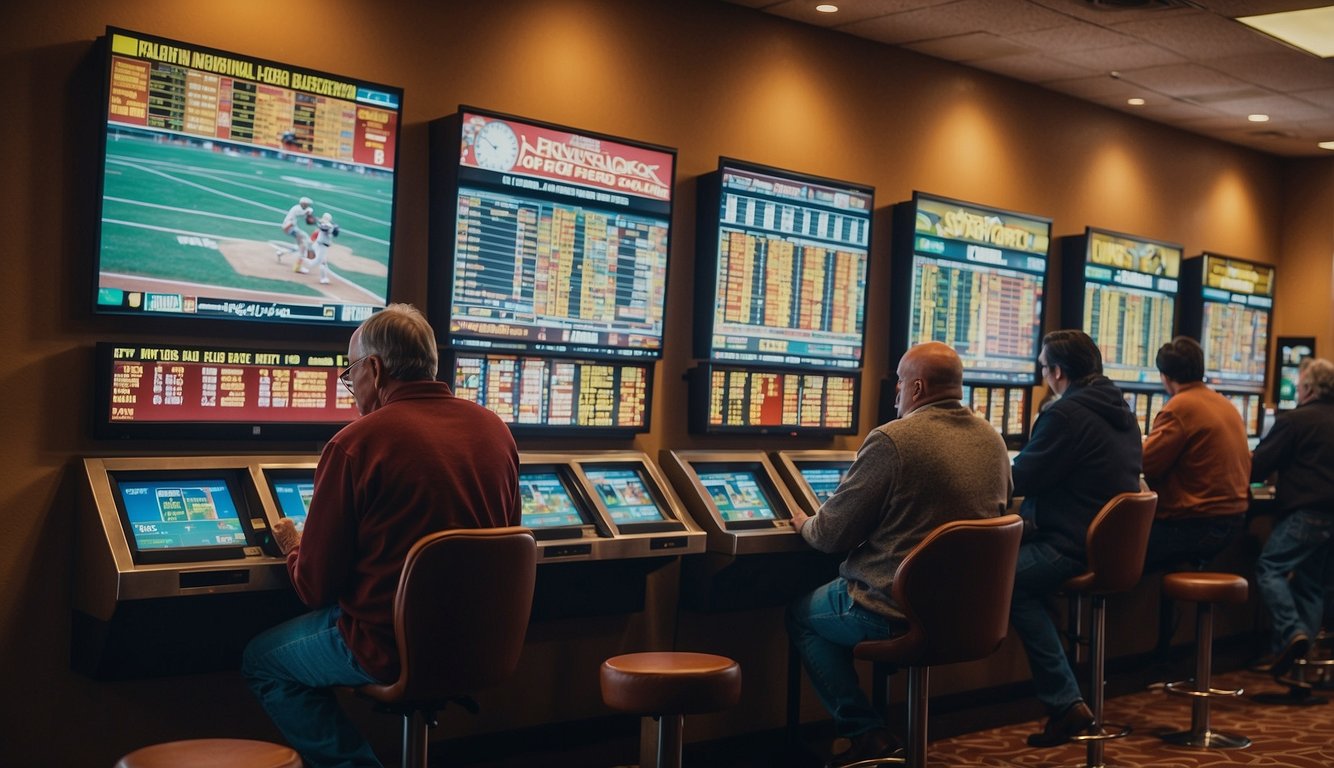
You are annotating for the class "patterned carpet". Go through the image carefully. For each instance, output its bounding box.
[926,669,1334,767]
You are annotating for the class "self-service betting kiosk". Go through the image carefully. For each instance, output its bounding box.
[659,450,839,612]
[772,450,856,516]
[74,455,306,678]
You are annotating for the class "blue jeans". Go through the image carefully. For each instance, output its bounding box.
[1009,540,1085,712]
[1256,509,1333,651]
[786,578,904,737]
[1143,515,1244,572]
[242,606,384,768]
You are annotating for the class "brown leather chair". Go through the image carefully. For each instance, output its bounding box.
[1062,491,1157,768]
[600,651,742,768]
[1159,571,1250,749]
[850,514,1024,768]
[115,738,301,768]
[356,527,537,768]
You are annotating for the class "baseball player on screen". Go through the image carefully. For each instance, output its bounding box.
[308,212,340,285]
[280,196,316,272]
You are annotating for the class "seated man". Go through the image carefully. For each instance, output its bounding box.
[786,342,1011,767]
[1252,357,1334,680]
[243,304,521,768]
[1009,330,1142,747]
[1141,336,1250,570]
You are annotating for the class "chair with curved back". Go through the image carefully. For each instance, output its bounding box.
[849,513,1025,768]
[1062,491,1157,768]
[356,526,537,768]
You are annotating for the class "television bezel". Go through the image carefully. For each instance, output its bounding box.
[1180,252,1275,396]
[517,463,606,541]
[91,26,404,331]
[575,460,682,534]
[693,157,875,371]
[428,105,678,361]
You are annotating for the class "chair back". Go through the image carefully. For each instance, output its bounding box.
[855,515,1023,668]
[359,526,536,706]
[1063,491,1157,595]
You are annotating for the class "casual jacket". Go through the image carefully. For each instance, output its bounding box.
[1011,375,1143,561]
[1252,398,1334,515]
[1142,381,1250,519]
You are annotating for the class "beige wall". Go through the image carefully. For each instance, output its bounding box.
[2,1,1330,764]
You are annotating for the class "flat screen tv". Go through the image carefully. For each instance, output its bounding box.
[94,27,402,327]
[688,364,859,435]
[429,107,676,359]
[93,341,356,440]
[1181,253,1274,394]
[692,465,784,523]
[518,467,598,535]
[581,465,670,525]
[449,351,652,435]
[891,192,1051,385]
[1274,337,1314,411]
[695,159,873,370]
[107,469,254,563]
[1061,228,1182,390]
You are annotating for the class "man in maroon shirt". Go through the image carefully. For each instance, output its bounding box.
[243,304,521,768]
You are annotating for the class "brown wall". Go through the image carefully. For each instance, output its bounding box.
[3,0,1331,764]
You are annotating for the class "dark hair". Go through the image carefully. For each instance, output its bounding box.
[1041,329,1103,385]
[1156,336,1204,383]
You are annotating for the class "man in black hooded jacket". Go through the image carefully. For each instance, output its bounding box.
[1009,329,1143,747]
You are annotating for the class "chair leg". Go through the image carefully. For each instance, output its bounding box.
[402,710,431,768]
[657,713,684,768]
[1161,602,1250,749]
[1068,595,1131,768]
[905,666,928,768]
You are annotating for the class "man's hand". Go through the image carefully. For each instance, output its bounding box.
[789,505,810,534]
[271,517,301,555]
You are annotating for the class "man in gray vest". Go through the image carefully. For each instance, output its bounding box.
[787,341,1012,767]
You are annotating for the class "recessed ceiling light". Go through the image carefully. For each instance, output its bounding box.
[1238,7,1334,58]
[1319,141,1334,151]
[1248,114,1270,122]
[1127,98,1146,106]
[816,3,839,12]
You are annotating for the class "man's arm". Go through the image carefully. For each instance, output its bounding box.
[285,443,357,606]
[1142,409,1186,483]
[800,431,897,553]
[1010,408,1072,497]
[1251,415,1294,481]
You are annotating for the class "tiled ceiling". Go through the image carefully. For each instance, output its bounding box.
[726,0,1334,157]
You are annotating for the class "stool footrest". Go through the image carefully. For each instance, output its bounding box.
[1160,729,1251,750]
[841,757,906,768]
[1163,680,1244,698]
[1069,722,1131,742]
[1295,657,1334,668]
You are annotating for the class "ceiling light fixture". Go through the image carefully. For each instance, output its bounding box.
[1127,98,1145,106]
[1238,7,1334,58]
[815,3,839,12]
[1248,114,1270,122]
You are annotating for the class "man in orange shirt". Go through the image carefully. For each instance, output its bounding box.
[1142,336,1250,570]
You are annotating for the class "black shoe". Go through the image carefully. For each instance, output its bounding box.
[1249,653,1278,674]
[1026,700,1094,748]
[824,728,903,768]
[1271,632,1311,680]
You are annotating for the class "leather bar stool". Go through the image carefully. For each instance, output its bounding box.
[1159,571,1250,749]
[601,651,741,768]
[1063,491,1157,768]
[115,739,301,768]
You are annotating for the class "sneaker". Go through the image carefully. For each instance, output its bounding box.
[319,277,330,284]
[1026,700,1094,748]
[1271,632,1311,680]
[825,728,902,768]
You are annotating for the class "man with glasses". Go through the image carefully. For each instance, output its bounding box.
[243,303,521,768]
[1009,330,1142,748]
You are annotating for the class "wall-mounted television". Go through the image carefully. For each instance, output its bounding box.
[1180,253,1274,395]
[1061,228,1182,390]
[688,364,858,435]
[93,27,402,327]
[1274,336,1314,411]
[93,341,355,440]
[429,107,676,360]
[449,351,652,435]
[890,192,1051,386]
[694,159,873,370]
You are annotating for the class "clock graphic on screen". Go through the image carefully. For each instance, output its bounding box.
[473,120,520,171]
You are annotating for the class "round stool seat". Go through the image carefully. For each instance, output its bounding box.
[115,738,301,768]
[601,652,741,715]
[1163,572,1248,604]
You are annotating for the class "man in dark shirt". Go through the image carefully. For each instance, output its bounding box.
[1009,330,1142,747]
[1252,357,1334,680]
[243,304,521,768]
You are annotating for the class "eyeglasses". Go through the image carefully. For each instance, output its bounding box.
[338,356,369,394]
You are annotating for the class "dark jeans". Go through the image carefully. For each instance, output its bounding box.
[1143,514,1244,572]
[1009,540,1086,711]
[1255,509,1333,651]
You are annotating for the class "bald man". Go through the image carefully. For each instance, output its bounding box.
[787,342,1012,767]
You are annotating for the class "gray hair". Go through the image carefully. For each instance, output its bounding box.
[354,303,438,381]
[1300,357,1334,402]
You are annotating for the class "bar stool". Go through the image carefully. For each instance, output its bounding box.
[1159,571,1250,749]
[600,651,741,768]
[1063,491,1157,768]
[115,739,301,768]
